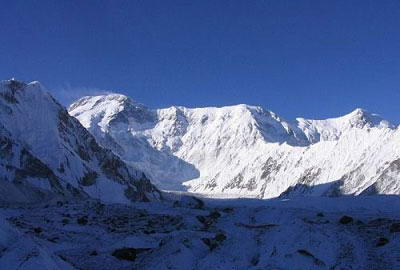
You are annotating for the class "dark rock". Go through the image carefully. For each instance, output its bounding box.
[250,254,260,266]
[62,218,69,225]
[197,211,222,229]
[339,216,353,224]
[191,196,204,209]
[376,237,389,247]
[201,238,217,251]
[198,217,213,228]
[390,223,400,233]
[355,220,364,225]
[179,196,205,209]
[297,249,313,257]
[215,233,227,242]
[34,227,43,233]
[47,237,59,243]
[196,215,206,224]
[158,239,166,247]
[235,222,277,229]
[77,216,88,225]
[202,233,227,251]
[112,248,150,261]
[90,250,98,256]
[316,212,324,217]
[297,249,325,266]
[80,171,98,186]
[208,211,221,219]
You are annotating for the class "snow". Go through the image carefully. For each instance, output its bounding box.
[83,176,132,204]
[0,212,73,270]
[2,195,400,269]
[69,93,400,199]
[1,79,400,269]
[0,79,159,204]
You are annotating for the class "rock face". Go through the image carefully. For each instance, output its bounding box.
[0,79,160,203]
[69,92,400,199]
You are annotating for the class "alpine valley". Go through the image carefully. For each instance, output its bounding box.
[2,79,400,270]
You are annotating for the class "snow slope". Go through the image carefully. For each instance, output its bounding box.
[69,93,400,199]
[0,80,160,203]
[2,195,400,270]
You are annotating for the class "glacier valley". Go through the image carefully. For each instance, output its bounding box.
[1,79,400,270]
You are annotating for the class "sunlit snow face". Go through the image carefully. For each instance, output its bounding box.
[69,92,399,199]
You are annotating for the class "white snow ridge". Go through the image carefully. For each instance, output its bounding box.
[0,79,160,204]
[70,93,400,199]
[2,79,400,270]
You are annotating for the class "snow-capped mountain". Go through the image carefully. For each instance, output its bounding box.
[0,79,160,203]
[3,80,400,270]
[69,93,400,199]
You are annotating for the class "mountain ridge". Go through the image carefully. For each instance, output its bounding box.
[71,93,395,138]
[69,92,400,199]
[0,79,160,204]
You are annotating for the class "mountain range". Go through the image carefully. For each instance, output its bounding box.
[68,91,400,199]
[2,79,400,270]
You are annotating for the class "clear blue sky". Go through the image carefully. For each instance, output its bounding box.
[1,1,399,123]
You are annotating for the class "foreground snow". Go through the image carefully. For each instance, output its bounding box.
[1,195,400,270]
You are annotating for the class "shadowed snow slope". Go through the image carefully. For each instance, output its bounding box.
[0,80,160,204]
[69,93,400,199]
[2,194,400,270]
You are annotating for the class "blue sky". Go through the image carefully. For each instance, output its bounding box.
[0,1,399,123]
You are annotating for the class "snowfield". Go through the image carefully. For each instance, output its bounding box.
[1,195,400,270]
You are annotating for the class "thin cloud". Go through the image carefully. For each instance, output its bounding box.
[50,83,113,106]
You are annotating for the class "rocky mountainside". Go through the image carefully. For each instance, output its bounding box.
[0,80,160,204]
[69,93,400,199]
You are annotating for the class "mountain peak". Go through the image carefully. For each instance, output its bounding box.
[1,79,43,88]
[0,80,160,203]
[0,78,27,91]
[345,108,371,119]
[69,93,146,112]
[0,79,55,108]
[69,93,155,130]
[343,108,392,129]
